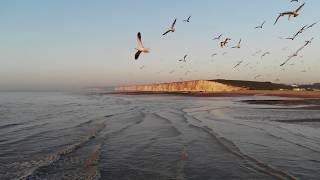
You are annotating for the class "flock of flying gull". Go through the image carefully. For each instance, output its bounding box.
[134,1,317,81]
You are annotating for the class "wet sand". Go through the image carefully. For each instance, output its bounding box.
[2,92,320,179]
[242,98,320,110]
[110,90,320,111]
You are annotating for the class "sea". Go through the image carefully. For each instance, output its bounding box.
[0,91,320,180]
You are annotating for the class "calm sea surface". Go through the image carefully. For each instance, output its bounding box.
[0,92,320,179]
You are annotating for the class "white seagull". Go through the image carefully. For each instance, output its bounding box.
[261,51,270,59]
[211,53,218,57]
[254,75,262,79]
[280,38,313,66]
[135,32,150,60]
[163,19,177,36]
[285,24,308,40]
[233,60,243,69]
[213,34,223,40]
[220,38,231,48]
[179,54,188,62]
[232,39,242,49]
[183,16,191,23]
[274,3,305,25]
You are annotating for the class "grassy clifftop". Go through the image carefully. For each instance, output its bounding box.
[211,79,293,90]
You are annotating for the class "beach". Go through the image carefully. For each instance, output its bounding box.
[1,91,320,179]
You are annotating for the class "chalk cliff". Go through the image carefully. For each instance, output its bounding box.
[115,80,246,92]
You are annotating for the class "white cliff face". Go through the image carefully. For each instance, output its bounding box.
[114,80,246,92]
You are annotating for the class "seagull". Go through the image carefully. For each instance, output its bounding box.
[285,24,308,40]
[274,3,305,25]
[220,38,231,48]
[135,32,150,60]
[291,0,298,2]
[163,18,177,36]
[213,34,223,40]
[281,51,299,66]
[183,16,191,23]
[303,37,313,46]
[232,39,242,49]
[261,52,270,59]
[252,50,262,56]
[285,22,317,40]
[254,75,262,79]
[233,60,243,68]
[280,38,313,66]
[211,53,218,57]
[255,21,266,29]
[179,54,188,62]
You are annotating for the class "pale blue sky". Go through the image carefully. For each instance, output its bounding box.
[0,0,319,90]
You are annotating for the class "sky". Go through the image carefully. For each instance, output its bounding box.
[0,0,319,91]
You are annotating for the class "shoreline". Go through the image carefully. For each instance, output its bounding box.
[106,90,320,98]
[105,90,320,110]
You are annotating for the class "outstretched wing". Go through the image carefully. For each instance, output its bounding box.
[233,61,242,68]
[135,51,142,60]
[280,56,294,66]
[261,21,266,26]
[301,24,308,31]
[238,39,242,45]
[137,32,144,48]
[307,22,317,29]
[292,32,299,40]
[274,14,282,25]
[171,18,177,28]
[213,34,220,40]
[162,30,171,36]
[184,54,187,59]
[295,3,305,13]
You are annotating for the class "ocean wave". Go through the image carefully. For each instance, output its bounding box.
[202,107,320,154]
[275,118,320,123]
[18,122,105,180]
[187,119,297,179]
[0,123,21,130]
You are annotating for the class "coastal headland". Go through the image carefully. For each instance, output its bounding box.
[113,79,320,98]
